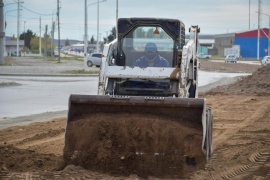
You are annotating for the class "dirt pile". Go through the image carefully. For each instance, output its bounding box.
[199,60,260,73]
[0,119,65,172]
[64,112,205,179]
[206,65,270,96]
[0,146,63,172]
[188,65,270,179]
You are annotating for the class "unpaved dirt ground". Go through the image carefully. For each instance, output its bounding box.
[1,59,270,179]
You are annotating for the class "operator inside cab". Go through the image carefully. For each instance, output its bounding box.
[134,42,170,68]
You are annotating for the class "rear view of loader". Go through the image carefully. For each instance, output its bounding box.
[64,18,213,179]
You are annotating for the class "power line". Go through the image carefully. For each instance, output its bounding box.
[12,0,51,16]
[20,4,51,16]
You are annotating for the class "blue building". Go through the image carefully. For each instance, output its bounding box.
[214,28,269,58]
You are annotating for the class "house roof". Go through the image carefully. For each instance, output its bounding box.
[235,28,269,37]
[214,28,270,38]
[6,40,24,46]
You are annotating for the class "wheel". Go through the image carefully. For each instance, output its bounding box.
[205,108,213,159]
[188,84,196,98]
[87,60,93,67]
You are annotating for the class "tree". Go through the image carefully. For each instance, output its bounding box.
[19,30,36,49]
[146,28,154,38]
[107,26,116,43]
[90,35,95,44]
[102,27,117,44]
[135,28,145,38]
[30,36,52,54]
[30,37,40,53]
[65,39,70,46]
[11,34,16,40]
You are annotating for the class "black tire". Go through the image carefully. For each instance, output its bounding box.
[205,108,213,159]
[87,60,93,67]
[188,84,196,98]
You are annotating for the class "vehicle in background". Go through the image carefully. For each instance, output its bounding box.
[225,54,237,63]
[87,52,102,67]
[54,50,59,57]
[197,53,211,59]
[261,56,270,65]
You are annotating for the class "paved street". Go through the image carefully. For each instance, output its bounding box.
[0,56,251,122]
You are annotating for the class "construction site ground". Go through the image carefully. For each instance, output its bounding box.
[1,58,270,179]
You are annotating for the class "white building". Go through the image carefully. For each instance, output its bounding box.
[5,40,24,56]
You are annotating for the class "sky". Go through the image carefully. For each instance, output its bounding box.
[3,0,270,43]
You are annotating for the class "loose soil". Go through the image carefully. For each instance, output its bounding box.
[64,113,204,179]
[1,59,270,179]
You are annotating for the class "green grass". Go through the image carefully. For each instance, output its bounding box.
[62,69,100,74]
[61,53,84,60]
[211,55,225,60]
[1,57,16,66]
[44,55,83,62]
[43,57,83,63]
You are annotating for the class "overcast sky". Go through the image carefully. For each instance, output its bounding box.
[3,0,270,42]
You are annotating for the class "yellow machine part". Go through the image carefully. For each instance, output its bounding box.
[64,94,207,178]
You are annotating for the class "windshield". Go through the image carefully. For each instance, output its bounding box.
[122,26,174,67]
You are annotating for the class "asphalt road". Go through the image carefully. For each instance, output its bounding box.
[0,71,249,119]
[0,76,98,118]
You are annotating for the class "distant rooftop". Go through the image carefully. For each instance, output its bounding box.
[185,34,215,39]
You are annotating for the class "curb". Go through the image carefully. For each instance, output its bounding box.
[0,73,99,77]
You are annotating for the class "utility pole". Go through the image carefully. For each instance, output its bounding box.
[87,0,107,53]
[249,0,250,29]
[24,20,25,56]
[260,13,270,56]
[116,0,118,39]
[39,16,41,56]
[0,0,4,65]
[51,21,55,58]
[257,0,261,60]
[17,0,20,57]
[96,0,99,52]
[57,0,60,63]
[44,25,48,57]
[84,0,88,70]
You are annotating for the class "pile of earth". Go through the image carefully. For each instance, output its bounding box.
[64,112,205,179]
[199,59,260,73]
[205,65,270,96]
[190,64,270,179]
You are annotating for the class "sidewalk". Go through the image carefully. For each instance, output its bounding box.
[0,56,98,76]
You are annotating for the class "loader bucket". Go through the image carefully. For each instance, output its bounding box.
[64,94,211,179]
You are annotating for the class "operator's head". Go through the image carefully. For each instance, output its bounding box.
[144,42,158,61]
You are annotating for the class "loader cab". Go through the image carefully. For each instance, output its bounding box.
[121,26,174,67]
[106,18,185,97]
[114,18,185,67]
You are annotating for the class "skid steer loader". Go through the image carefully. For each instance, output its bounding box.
[64,18,213,179]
